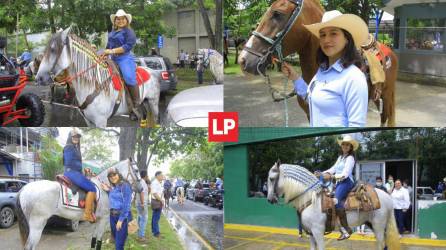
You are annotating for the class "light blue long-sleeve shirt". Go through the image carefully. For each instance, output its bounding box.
[293,59,368,127]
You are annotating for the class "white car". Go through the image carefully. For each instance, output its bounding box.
[166,85,223,127]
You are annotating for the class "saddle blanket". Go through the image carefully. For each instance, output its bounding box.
[109,66,151,91]
[60,183,100,210]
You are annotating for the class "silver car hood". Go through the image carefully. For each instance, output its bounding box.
[167,85,224,127]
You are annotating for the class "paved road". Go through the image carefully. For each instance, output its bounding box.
[0,221,97,250]
[167,198,224,250]
[8,82,171,127]
[225,73,446,127]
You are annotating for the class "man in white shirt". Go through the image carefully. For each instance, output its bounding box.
[136,170,149,242]
[391,179,410,234]
[151,171,164,238]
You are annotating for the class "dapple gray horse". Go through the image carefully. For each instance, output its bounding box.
[16,159,143,250]
[35,27,161,127]
[267,161,401,250]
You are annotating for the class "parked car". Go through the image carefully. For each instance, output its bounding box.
[186,181,210,202]
[0,179,28,228]
[204,189,224,209]
[166,85,223,127]
[417,187,439,200]
[134,56,177,92]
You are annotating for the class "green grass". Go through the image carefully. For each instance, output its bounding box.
[224,52,242,76]
[102,206,184,250]
[166,68,214,95]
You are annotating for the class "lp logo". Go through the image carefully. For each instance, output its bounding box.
[208,112,238,142]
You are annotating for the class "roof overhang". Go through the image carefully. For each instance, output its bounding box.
[383,0,446,15]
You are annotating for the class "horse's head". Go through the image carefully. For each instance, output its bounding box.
[35,27,72,86]
[113,158,143,193]
[267,160,283,204]
[239,0,322,76]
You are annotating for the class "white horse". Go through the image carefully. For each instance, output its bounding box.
[176,186,185,206]
[267,161,401,250]
[35,27,160,127]
[198,48,223,84]
[16,159,143,250]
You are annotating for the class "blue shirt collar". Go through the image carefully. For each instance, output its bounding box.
[320,59,344,73]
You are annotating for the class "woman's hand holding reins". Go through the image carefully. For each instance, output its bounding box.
[280,61,299,81]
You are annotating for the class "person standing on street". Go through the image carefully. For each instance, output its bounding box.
[151,171,164,238]
[136,170,149,243]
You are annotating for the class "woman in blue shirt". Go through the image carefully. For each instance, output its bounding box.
[323,135,359,240]
[102,9,141,121]
[281,10,369,127]
[101,168,132,250]
[63,129,96,222]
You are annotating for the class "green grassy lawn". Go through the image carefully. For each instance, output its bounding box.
[224,52,242,76]
[166,68,214,96]
[102,206,183,250]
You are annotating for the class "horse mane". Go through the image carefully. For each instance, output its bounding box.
[280,164,321,209]
[68,33,118,96]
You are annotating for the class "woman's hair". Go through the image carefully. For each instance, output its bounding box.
[113,16,131,30]
[65,133,81,152]
[107,169,127,187]
[339,142,356,163]
[317,28,363,70]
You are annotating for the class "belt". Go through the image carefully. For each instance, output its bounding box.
[110,209,121,216]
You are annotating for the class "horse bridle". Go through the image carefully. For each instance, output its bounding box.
[244,0,304,75]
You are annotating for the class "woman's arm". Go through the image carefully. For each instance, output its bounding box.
[344,70,368,127]
[293,78,309,99]
[118,183,133,222]
[323,156,339,175]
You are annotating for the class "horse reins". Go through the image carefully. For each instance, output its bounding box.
[246,0,304,71]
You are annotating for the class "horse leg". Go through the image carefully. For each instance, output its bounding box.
[93,218,108,250]
[311,230,326,250]
[371,221,386,250]
[147,96,160,125]
[50,85,55,104]
[309,235,317,250]
[25,216,48,250]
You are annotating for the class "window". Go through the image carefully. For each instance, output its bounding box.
[405,18,445,52]
[144,59,163,70]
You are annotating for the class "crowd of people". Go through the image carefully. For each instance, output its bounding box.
[176,49,206,85]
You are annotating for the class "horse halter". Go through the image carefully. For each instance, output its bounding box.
[245,0,304,75]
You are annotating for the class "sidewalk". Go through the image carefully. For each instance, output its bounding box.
[224,224,446,250]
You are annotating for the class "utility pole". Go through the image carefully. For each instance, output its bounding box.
[16,13,19,58]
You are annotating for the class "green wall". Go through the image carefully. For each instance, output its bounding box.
[418,201,446,239]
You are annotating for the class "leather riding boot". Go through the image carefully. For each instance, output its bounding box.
[336,208,352,240]
[83,192,96,223]
[128,85,143,121]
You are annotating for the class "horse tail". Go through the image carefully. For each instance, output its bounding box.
[385,209,401,250]
[16,190,30,246]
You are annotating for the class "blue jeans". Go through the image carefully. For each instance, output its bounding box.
[110,213,128,250]
[64,170,96,192]
[197,70,203,84]
[335,178,354,209]
[152,208,162,236]
[394,209,405,234]
[113,53,136,86]
[136,203,148,237]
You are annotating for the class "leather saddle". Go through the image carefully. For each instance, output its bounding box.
[360,34,392,102]
[321,181,381,233]
[56,175,87,208]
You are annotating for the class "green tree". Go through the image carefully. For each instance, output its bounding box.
[80,128,117,167]
[39,135,63,180]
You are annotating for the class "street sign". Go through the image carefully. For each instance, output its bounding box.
[157,35,163,49]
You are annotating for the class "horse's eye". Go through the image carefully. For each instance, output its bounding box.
[272,11,282,20]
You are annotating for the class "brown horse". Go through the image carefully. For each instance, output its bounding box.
[238,0,397,126]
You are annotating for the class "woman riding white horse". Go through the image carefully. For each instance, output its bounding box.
[63,128,96,222]
[322,135,358,240]
[267,159,401,250]
[102,9,142,121]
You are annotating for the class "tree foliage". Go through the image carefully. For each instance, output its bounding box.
[169,142,223,181]
[39,135,64,180]
[80,128,117,168]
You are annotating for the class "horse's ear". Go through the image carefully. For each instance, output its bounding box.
[276,159,281,167]
[61,27,72,41]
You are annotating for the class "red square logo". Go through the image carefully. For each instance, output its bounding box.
[208,112,238,142]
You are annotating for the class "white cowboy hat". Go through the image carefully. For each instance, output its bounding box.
[70,128,82,138]
[337,135,359,151]
[303,10,369,49]
[110,9,132,25]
